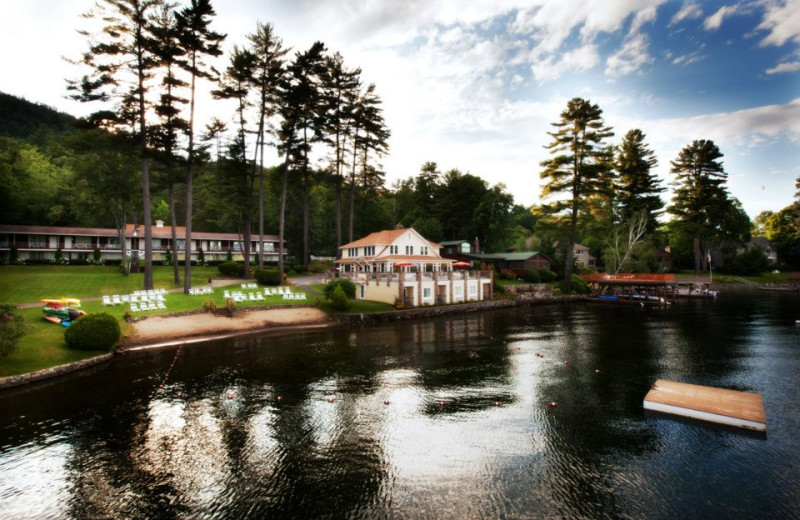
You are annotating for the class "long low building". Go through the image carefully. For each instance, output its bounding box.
[0,221,285,263]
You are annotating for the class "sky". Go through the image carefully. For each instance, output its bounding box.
[1,0,799,218]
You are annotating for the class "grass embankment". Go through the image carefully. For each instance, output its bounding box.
[0,266,306,377]
[0,266,394,377]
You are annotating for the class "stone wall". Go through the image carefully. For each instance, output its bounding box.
[334,294,579,324]
[0,353,114,390]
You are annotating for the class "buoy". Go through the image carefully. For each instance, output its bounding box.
[384,400,390,405]
[177,392,185,398]
[327,397,335,403]
[277,396,284,401]
[595,369,601,374]
[226,393,234,399]
[493,401,500,406]
[549,401,558,407]
[439,400,446,406]
[563,360,570,365]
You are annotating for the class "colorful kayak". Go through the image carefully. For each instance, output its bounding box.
[40,298,81,308]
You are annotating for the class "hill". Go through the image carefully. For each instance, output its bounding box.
[0,91,78,138]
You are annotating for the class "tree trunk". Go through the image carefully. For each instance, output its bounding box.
[184,58,198,294]
[336,180,342,248]
[258,142,265,269]
[142,155,153,290]
[303,187,309,270]
[169,184,180,285]
[278,153,289,285]
[115,208,129,276]
[243,213,252,280]
[564,202,578,293]
[693,234,702,276]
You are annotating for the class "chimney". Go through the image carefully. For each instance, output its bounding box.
[156,220,164,228]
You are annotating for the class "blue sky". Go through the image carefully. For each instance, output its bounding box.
[1,0,798,218]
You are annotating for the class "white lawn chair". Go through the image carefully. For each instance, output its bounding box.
[224,290,231,298]
[130,303,140,313]
[112,295,122,305]
[256,293,264,301]
[102,295,112,306]
[122,295,130,302]
[297,292,307,300]
[157,302,166,310]
[248,293,256,301]
[157,294,165,301]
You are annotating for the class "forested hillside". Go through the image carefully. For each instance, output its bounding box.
[0,92,78,138]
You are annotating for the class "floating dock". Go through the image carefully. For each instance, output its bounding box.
[643,379,766,432]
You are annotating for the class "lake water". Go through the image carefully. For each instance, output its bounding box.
[1,291,798,519]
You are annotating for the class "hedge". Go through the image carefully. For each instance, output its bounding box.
[64,313,121,351]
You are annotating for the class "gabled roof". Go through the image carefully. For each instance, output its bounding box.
[439,239,470,246]
[340,228,409,249]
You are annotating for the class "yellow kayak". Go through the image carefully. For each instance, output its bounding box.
[40,297,81,308]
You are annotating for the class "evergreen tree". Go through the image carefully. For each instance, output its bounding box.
[667,139,737,274]
[615,129,663,233]
[247,22,287,269]
[68,0,165,290]
[212,45,256,278]
[176,0,225,292]
[539,97,613,291]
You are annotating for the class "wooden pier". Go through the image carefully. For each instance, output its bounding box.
[643,379,766,432]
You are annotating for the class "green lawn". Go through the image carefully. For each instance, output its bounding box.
[0,265,222,304]
[0,266,318,378]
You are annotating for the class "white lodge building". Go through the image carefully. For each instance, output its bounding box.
[335,228,493,307]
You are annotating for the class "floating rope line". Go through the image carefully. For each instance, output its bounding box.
[159,344,184,390]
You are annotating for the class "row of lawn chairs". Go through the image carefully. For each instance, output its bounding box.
[103,293,165,306]
[130,301,167,313]
[241,283,258,289]
[282,292,307,301]
[189,286,214,295]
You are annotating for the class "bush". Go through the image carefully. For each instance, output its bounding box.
[292,263,306,274]
[538,269,557,283]
[218,261,245,277]
[64,313,120,351]
[523,270,541,283]
[197,247,205,266]
[254,268,282,286]
[500,269,516,280]
[0,303,25,356]
[330,285,349,311]
[324,278,356,299]
[88,248,104,265]
[308,260,329,273]
[162,248,173,266]
[9,245,19,264]
[557,274,590,294]
[726,247,771,276]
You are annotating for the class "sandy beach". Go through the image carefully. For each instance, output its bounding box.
[119,307,332,349]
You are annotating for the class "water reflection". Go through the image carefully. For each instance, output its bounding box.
[1,293,799,519]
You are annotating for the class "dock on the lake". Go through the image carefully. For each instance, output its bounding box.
[643,379,766,432]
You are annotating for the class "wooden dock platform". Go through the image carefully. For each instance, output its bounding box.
[643,379,766,432]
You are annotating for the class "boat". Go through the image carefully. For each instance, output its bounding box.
[41,298,85,325]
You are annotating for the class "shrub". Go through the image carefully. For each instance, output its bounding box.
[557,274,590,294]
[9,245,19,264]
[197,247,205,266]
[330,285,349,311]
[254,268,282,286]
[51,248,69,265]
[538,269,557,283]
[226,249,233,262]
[292,263,306,274]
[324,278,356,299]
[523,270,541,283]
[0,303,25,357]
[163,248,173,266]
[88,248,104,265]
[218,261,245,277]
[64,313,120,351]
[726,247,770,276]
[500,269,516,280]
[308,260,329,273]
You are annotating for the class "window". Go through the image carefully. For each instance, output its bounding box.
[364,246,375,256]
[29,235,46,248]
[406,245,413,255]
[423,287,432,299]
[421,246,428,255]
[390,245,398,254]
[348,247,357,257]
[454,286,463,297]
[469,284,477,297]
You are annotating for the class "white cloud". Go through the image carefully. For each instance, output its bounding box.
[672,50,706,66]
[606,33,654,76]
[766,60,800,73]
[670,2,703,25]
[531,44,600,83]
[703,4,740,31]
[757,0,800,46]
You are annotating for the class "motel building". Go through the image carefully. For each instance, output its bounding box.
[335,228,494,307]
[0,221,284,264]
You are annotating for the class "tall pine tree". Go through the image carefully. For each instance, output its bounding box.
[539,97,613,291]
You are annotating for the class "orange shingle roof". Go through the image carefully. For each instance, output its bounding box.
[340,228,410,249]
